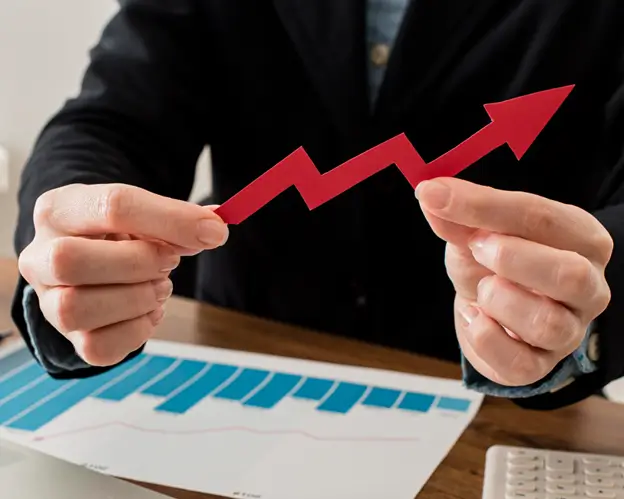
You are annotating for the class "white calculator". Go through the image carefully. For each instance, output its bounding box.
[483,445,624,498]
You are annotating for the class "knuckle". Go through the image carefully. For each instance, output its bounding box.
[467,321,491,355]
[555,255,594,296]
[77,337,116,367]
[100,184,134,227]
[126,243,145,275]
[445,244,482,297]
[48,238,76,284]
[593,277,611,315]
[18,242,38,284]
[521,201,555,235]
[592,227,614,265]
[54,286,81,332]
[507,348,544,385]
[33,190,56,228]
[531,300,571,349]
[73,333,106,366]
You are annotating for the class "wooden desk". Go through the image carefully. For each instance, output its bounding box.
[1,257,624,499]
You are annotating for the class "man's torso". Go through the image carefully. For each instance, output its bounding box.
[189,0,623,361]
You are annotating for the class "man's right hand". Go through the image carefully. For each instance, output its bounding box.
[18,183,229,368]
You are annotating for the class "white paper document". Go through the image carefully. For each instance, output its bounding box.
[0,339,483,499]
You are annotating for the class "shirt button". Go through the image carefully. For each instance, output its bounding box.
[370,43,390,66]
[588,332,600,362]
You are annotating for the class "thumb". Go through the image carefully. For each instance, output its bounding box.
[44,184,229,251]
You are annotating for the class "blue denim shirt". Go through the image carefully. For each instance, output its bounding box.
[19,0,599,398]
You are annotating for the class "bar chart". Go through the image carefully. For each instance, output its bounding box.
[1,345,472,432]
[0,340,483,499]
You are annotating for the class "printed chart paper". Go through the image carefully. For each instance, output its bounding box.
[0,340,483,499]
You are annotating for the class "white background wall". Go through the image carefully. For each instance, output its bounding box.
[0,0,210,258]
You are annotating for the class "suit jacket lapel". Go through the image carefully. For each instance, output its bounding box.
[273,0,370,148]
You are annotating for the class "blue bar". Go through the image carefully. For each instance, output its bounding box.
[212,368,269,401]
[317,382,367,414]
[141,360,206,397]
[0,376,69,424]
[292,377,334,400]
[156,364,238,414]
[7,355,144,432]
[361,387,401,408]
[0,348,35,378]
[0,363,45,401]
[398,392,435,413]
[436,397,471,412]
[244,373,302,409]
[94,355,176,401]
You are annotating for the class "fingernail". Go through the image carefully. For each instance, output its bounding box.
[153,279,173,302]
[150,306,165,326]
[414,180,450,209]
[469,235,497,267]
[197,219,229,246]
[459,304,480,326]
[477,276,494,303]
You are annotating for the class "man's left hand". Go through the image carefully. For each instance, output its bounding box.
[416,177,613,387]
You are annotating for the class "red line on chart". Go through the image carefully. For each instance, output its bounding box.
[215,85,574,224]
[27,422,421,444]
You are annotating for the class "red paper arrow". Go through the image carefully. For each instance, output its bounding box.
[215,84,574,225]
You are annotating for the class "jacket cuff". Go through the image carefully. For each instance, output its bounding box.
[461,322,598,398]
[20,284,92,373]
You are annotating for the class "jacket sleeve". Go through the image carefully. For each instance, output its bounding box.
[464,75,624,410]
[12,0,209,378]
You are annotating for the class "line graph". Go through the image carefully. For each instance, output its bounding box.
[0,340,483,499]
[215,84,574,224]
[31,421,422,443]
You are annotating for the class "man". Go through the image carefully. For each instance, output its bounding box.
[12,0,624,410]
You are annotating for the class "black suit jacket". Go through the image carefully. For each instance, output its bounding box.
[13,0,624,410]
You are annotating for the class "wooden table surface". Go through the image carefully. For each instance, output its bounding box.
[1,257,624,499]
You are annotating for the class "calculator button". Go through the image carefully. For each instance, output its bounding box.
[509,449,542,459]
[584,466,618,477]
[585,488,617,498]
[583,457,614,465]
[545,496,584,499]
[509,457,542,470]
[507,479,537,491]
[547,455,575,473]
[545,483,576,494]
[509,469,539,480]
[585,477,616,487]
[506,492,538,499]
[546,472,576,484]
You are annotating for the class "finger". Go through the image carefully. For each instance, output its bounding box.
[421,207,477,246]
[476,275,583,353]
[66,310,162,367]
[21,236,180,287]
[454,295,559,386]
[34,184,229,250]
[39,279,172,334]
[468,231,611,315]
[415,177,613,265]
[444,243,492,300]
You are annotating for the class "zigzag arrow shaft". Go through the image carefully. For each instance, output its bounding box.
[214,85,574,224]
